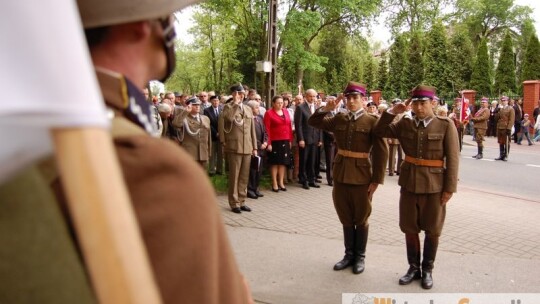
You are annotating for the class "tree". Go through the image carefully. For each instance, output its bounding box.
[404,31,424,91]
[454,0,533,45]
[447,30,474,93]
[364,55,376,93]
[494,32,517,95]
[382,0,449,34]
[424,20,451,95]
[278,0,380,88]
[521,34,540,81]
[376,52,388,92]
[470,38,492,96]
[388,34,409,98]
[517,18,537,88]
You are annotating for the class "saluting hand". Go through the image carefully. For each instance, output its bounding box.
[390,98,410,114]
[324,96,340,112]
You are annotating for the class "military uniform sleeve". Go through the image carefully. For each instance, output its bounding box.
[373,111,399,139]
[171,108,188,128]
[371,128,388,185]
[508,108,516,130]
[442,119,460,193]
[308,108,336,132]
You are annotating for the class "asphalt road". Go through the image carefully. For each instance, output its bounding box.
[459,135,539,202]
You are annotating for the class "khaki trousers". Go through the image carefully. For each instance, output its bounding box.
[399,188,446,237]
[227,153,251,208]
[474,128,486,147]
[332,182,371,227]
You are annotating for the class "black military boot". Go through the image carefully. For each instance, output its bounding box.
[476,147,483,159]
[421,235,439,289]
[495,145,505,160]
[334,226,355,271]
[399,233,421,285]
[472,146,480,159]
[352,225,368,274]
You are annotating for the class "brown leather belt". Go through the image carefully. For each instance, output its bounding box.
[404,155,444,167]
[337,149,369,159]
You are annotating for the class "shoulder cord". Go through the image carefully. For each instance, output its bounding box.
[183,118,201,137]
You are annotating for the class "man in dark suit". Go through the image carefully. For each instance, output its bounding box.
[246,101,268,199]
[294,89,322,189]
[322,96,338,186]
[204,95,224,175]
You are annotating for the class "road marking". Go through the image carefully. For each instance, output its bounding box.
[526,164,540,168]
[480,159,495,162]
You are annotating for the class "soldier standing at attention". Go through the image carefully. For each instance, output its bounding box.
[494,96,515,161]
[172,97,212,168]
[470,97,490,159]
[374,85,459,289]
[309,82,388,275]
[219,84,258,214]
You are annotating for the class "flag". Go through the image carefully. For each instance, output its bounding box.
[460,97,470,122]
[0,0,108,183]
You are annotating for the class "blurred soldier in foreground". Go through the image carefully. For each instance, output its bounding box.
[77,0,251,302]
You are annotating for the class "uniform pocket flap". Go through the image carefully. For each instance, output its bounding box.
[428,133,443,140]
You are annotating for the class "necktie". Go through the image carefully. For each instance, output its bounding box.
[215,108,218,117]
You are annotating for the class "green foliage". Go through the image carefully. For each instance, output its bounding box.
[404,31,424,92]
[424,21,451,95]
[447,30,473,92]
[364,55,376,93]
[383,0,448,34]
[494,32,517,95]
[388,34,409,98]
[470,38,492,96]
[454,0,533,45]
[521,34,540,81]
[517,19,537,87]
[376,52,388,92]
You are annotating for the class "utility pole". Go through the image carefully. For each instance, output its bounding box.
[265,0,278,105]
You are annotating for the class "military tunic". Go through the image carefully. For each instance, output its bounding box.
[172,111,212,167]
[471,107,490,146]
[374,112,459,236]
[309,108,388,227]
[495,105,516,145]
[218,103,257,208]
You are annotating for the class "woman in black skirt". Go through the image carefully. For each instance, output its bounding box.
[264,96,294,192]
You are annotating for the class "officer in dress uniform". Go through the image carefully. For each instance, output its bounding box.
[73,0,253,302]
[470,97,490,159]
[309,82,388,275]
[172,97,212,168]
[494,96,515,161]
[374,85,459,289]
[219,84,258,214]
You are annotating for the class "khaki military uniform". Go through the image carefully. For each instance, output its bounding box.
[495,106,515,144]
[88,71,248,303]
[218,102,257,209]
[374,112,459,236]
[172,111,212,168]
[309,109,388,227]
[471,107,490,146]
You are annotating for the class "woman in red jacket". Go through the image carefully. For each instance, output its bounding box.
[264,96,294,192]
